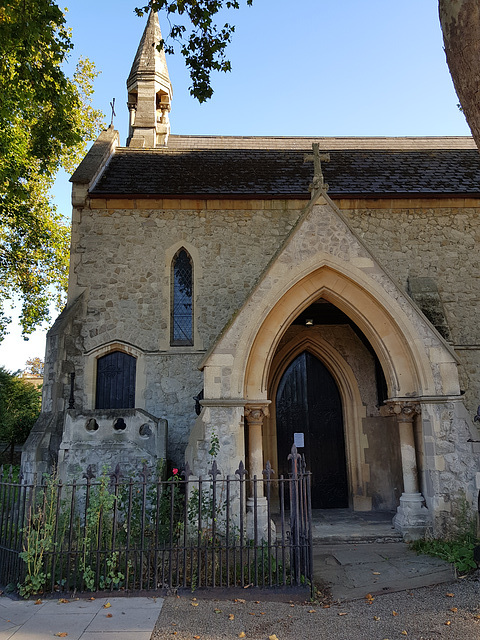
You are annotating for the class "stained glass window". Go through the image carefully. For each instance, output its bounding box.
[171,249,193,345]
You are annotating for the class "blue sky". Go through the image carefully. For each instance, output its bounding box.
[0,0,471,372]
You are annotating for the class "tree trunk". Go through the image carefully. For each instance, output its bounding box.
[439,0,480,150]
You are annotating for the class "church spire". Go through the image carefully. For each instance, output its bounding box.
[126,10,172,148]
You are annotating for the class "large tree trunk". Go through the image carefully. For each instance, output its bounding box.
[439,0,480,149]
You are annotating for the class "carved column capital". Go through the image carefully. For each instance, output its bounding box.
[383,401,421,422]
[244,404,270,427]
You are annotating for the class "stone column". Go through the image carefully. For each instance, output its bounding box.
[386,401,431,539]
[244,404,272,540]
[244,404,269,496]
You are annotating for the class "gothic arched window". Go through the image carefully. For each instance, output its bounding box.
[171,248,193,346]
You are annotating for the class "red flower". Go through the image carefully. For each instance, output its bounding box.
[172,468,178,475]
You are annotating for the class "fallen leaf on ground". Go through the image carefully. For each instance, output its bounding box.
[88,597,95,601]
[268,635,279,640]
[473,614,480,620]
[248,612,255,616]
[192,597,197,601]
[194,636,200,639]
[103,602,111,609]
[450,607,458,613]
[229,614,235,620]
[392,611,398,616]
[255,601,260,604]
[445,621,451,626]
[446,593,455,597]
[214,608,221,614]
[373,616,380,621]
[323,605,330,609]
[308,609,315,613]
[191,602,199,607]
[34,599,42,605]
[372,571,381,575]
[260,612,266,615]
[238,632,246,638]
[338,612,348,616]
[234,599,246,604]
[106,613,113,618]
[58,599,70,604]
[401,631,407,636]
[54,634,68,638]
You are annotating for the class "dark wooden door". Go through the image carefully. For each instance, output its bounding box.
[276,351,348,508]
[95,351,136,409]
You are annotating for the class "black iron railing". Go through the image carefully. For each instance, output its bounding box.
[0,446,312,597]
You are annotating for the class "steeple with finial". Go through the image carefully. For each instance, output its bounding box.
[126,10,172,148]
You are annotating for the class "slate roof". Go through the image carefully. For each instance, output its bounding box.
[89,138,480,198]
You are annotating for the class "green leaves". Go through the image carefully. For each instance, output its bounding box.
[0,1,104,340]
[0,368,41,451]
[136,0,253,102]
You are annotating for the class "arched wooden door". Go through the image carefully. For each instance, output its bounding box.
[95,351,136,409]
[276,351,349,508]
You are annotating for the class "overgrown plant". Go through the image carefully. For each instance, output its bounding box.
[412,496,479,574]
[80,468,120,591]
[18,473,58,597]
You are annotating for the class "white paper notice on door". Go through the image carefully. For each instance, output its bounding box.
[293,432,305,448]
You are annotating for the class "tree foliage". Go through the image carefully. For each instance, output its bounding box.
[25,357,45,377]
[0,1,104,341]
[0,368,41,462]
[136,0,253,102]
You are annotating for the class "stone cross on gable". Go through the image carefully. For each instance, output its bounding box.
[304,142,330,194]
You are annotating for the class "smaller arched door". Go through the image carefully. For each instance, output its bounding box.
[276,351,349,509]
[95,351,136,409]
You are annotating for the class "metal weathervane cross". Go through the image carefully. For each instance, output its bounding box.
[304,142,330,194]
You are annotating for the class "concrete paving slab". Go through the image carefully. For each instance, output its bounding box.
[0,627,21,640]
[0,596,164,640]
[8,613,94,640]
[313,542,455,601]
[81,633,152,640]
[87,605,160,632]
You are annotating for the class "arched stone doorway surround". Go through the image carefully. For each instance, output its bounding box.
[196,196,468,537]
[265,332,371,511]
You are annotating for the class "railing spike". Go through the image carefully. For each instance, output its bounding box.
[83,464,96,481]
[235,460,247,479]
[182,462,193,479]
[263,460,274,479]
[140,461,149,482]
[208,459,221,479]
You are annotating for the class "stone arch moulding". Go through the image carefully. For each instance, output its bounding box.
[84,341,147,410]
[214,258,459,404]
[162,240,203,351]
[265,332,369,510]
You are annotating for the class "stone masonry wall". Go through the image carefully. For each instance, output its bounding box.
[59,200,480,468]
[344,206,480,420]
[70,202,302,465]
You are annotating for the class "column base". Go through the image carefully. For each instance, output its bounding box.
[246,497,276,542]
[393,492,431,541]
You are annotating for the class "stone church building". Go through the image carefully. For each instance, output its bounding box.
[24,11,480,539]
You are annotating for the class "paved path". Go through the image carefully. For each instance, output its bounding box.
[313,542,455,600]
[0,596,163,640]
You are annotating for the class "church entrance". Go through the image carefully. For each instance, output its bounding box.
[276,350,349,509]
